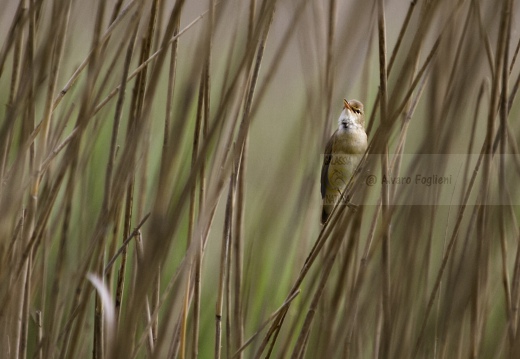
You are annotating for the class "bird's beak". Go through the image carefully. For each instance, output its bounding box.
[343,99,353,112]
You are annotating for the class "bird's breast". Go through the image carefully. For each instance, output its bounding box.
[332,129,367,154]
[326,129,367,194]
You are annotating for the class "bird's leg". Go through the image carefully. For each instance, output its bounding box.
[337,190,358,211]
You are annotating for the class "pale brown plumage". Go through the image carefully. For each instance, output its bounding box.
[321,99,367,224]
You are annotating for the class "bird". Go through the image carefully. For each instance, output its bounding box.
[321,99,367,224]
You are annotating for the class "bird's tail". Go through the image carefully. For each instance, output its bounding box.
[321,205,330,224]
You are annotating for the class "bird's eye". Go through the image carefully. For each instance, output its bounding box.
[353,108,361,114]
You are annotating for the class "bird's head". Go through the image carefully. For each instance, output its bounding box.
[338,99,365,131]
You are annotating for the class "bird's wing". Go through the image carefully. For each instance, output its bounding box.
[321,131,336,199]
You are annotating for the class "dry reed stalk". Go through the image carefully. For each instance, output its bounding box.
[376,0,390,356]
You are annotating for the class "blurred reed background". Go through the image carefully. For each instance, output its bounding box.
[1,0,520,358]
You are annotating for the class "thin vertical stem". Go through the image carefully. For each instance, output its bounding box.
[499,0,514,350]
[215,175,235,359]
[377,0,391,357]
[322,0,337,144]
